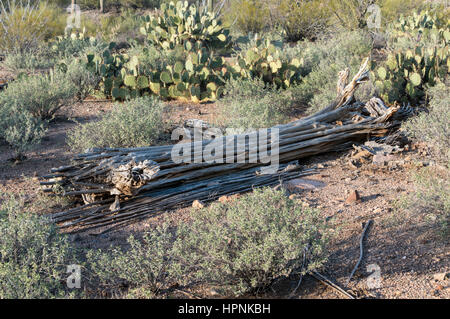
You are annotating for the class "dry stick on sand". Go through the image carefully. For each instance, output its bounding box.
[347,220,373,286]
[311,271,356,299]
[41,59,412,233]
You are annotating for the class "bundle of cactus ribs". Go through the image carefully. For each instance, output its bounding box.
[41,59,413,234]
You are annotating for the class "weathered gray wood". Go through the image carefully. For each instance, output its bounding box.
[41,59,412,233]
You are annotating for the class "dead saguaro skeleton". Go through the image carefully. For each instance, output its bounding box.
[41,59,411,233]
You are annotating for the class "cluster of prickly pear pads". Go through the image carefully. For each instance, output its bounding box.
[234,39,303,89]
[79,1,306,102]
[140,1,231,53]
[371,10,449,104]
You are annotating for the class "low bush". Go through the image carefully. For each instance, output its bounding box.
[395,167,449,240]
[67,96,167,151]
[403,83,449,161]
[171,187,330,296]
[0,195,77,299]
[1,48,56,74]
[275,0,332,42]
[224,0,271,34]
[0,71,75,119]
[219,78,292,130]
[86,224,174,295]
[62,59,101,101]
[0,105,47,156]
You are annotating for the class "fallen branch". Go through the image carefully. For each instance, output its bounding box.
[347,220,373,285]
[311,271,356,299]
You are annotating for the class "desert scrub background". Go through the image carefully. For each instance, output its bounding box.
[67,96,168,151]
[403,82,450,162]
[0,195,79,299]
[0,1,66,53]
[219,77,292,130]
[171,187,331,296]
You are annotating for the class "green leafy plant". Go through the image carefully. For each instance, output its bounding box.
[172,187,330,296]
[288,30,372,113]
[67,96,167,151]
[87,224,175,295]
[0,195,77,299]
[275,0,332,42]
[0,106,47,157]
[403,83,449,161]
[1,47,56,74]
[0,71,75,119]
[61,58,101,101]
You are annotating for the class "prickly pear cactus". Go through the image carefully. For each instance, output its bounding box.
[372,10,449,104]
[140,1,231,53]
[233,38,303,89]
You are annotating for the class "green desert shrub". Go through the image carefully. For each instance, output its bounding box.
[86,224,174,295]
[0,195,77,299]
[397,167,450,240]
[225,0,271,34]
[67,96,167,151]
[275,0,332,42]
[172,187,330,296]
[1,48,57,74]
[0,71,75,119]
[62,59,101,101]
[0,106,47,156]
[403,83,450,161]
[220,78,292,130]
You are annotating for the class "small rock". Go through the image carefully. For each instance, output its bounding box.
[192,200,205,209]
[218,194,239,203]
[283,178,326,193]
[218,195,229,203]
[373,207,382,214]
[345,190,361,204]
[433,273,449,281]
[372,154,395,166]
